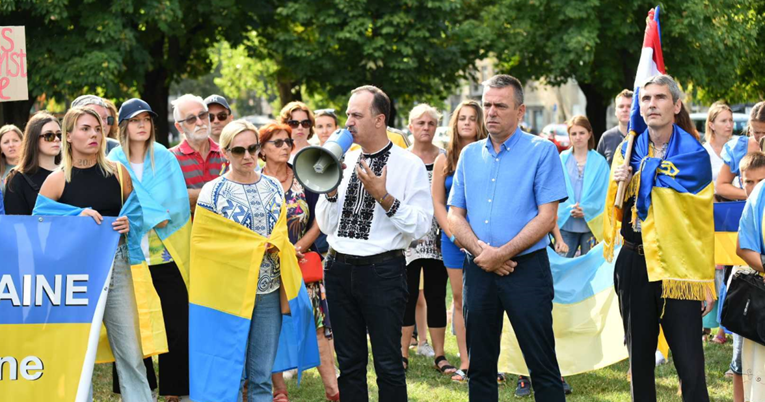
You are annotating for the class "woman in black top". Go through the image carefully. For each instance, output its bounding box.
[38,106,154,401]
[4,112,62,215]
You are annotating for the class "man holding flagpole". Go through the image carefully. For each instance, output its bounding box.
[603,8,715,402]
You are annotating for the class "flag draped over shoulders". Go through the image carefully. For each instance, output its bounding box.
[721,135,750,176]
[108,143,192,285]
[557,149,610,241]
[630,125,715,300]
[189,205,319,402]
[33,187,169,362]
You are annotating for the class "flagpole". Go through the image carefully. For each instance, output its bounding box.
[614,130,637,207]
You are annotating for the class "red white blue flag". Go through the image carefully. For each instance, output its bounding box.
[629,6,666,136]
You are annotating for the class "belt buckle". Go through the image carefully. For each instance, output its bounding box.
[637,244,644,256]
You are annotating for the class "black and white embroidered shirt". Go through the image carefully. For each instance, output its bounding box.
[316,141,433,257]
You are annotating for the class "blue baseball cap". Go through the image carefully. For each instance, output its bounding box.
[118,98,158,124]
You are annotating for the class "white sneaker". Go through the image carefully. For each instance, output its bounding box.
[416,342,435,357]
[655,350,667,366]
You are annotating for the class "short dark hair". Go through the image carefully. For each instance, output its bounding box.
[482,74,524,106]
[740,151,765,174]
[351,85,391,123]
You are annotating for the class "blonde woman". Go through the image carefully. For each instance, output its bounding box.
[36,107,153,400]
[431,100,488,381]
[0,124,23,184]
[717,102,765,200]
[703,102,734,184]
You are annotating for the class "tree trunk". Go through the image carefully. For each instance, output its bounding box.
[142,35,171,146]
[0,98,35,131]
[277,77,302,107]
[579,83,608,144]
[388,99,397,127]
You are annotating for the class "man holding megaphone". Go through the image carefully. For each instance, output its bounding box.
[313,85,433,402]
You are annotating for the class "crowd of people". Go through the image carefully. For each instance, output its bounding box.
[2,72,765,402]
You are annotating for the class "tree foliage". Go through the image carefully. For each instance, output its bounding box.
[484,0,761,136]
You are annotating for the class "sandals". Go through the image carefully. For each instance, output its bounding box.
[710,335,727,344]
[451,369,468,383]
[434,355,457,375]
[497,372,507,384]
[273,390,289,402]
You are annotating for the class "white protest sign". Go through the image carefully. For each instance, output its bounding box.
[0,26,28,102]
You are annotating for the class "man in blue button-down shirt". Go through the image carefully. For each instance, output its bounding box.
[448,74,568,401]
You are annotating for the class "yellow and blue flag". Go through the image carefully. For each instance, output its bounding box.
[33,191,169,362]
[557,149,610,241]
[108,143,192,285]
[189,205,320,402]
[0,215,120,401]
[630,124,716,300]
[499,243,628,375]
[714,201,746,265]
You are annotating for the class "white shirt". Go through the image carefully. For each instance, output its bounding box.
[703,142,725,184]
[316,141,433,257]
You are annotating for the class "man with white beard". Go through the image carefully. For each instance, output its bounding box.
[169,94,226,212]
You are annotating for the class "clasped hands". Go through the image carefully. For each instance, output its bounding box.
[473,240,517,276]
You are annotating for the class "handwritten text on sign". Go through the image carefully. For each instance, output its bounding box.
[0,26,28,102]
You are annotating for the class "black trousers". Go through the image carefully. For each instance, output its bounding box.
[325,254,409,402]
[463,249,564,402]
[113,261,189,396]
[614,247,710,402]
[403,258,448,327]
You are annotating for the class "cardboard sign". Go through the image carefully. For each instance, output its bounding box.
[0,26,28,102]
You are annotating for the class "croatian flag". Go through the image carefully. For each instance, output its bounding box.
[629,6,666,136]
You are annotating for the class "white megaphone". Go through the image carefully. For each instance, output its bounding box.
[293,128,354,193]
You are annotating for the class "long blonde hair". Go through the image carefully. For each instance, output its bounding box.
[61,107,115,182]
[118,115,156,172]
[705,101,733,143]
[444,100,487,175]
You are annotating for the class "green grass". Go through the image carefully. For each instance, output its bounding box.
[91,282,736,401]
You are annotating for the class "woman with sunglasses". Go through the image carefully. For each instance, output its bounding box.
[0,124,23,186]
[4,112,62,215]
[260,123,339,402]
[279,101,315,162]
[108,98,192,402]
[35,107,154,401]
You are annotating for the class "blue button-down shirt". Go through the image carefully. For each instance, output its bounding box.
[448,128,567,255]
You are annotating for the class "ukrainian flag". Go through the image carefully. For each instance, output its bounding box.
[631,125,715,300]
[739,180,765,254]
[0,215,120,402]
[108,143,192,285]
[34,188,169,362]
[189,205,320,402]
[499,243,628,375]
[714,201,746,266]
[721,135,751,176]
[557,149,610,241]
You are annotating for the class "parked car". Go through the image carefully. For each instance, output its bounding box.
[690,112,749,141]
[540,124,570,153]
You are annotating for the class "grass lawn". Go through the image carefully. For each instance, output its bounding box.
[92,282,736,401]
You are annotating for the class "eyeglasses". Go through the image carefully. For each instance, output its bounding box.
[106,116,115,126]
[266,138,295,148]
[227,144,261,157]
[287,119,312,129]
[209,112,229,122]
[40,132,62,142]
[178,111,210,125]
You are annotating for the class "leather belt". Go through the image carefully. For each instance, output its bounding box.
[623,240,644,255]
[327,249,404,266]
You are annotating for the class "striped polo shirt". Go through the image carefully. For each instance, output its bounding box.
[169,138,227,189]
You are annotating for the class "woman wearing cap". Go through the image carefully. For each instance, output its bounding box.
[279,101,315,162]
[4,112,62,215]
[0,124,23,186]
[260,123,339,402]
[35,107,153,400]
[314,109,339,146]
[108,98,192,402]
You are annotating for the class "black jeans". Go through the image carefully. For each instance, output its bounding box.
[325,254,409,402]
[463,249,565,402]
[614,247,709,402]
[404,258,448,327]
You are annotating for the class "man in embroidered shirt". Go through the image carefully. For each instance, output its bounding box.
[448,74,568,402]
[169,94,226,211]
[316,85,433,402]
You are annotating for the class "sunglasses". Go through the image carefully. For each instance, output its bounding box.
[40,132,62,142]
[209,112,230,122]
[178,111,210,125]
[287,119,312,129]
[266,138,294,148]
[228,143,261,157]
[106,116,115,126]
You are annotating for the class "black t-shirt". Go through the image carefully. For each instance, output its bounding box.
[59,165,122,217]
[620,196,642,245]
[3,168,54,215]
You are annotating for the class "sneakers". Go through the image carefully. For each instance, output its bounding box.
[416,341,435,357]
[655,350,667,366]
[515,375,531,397]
